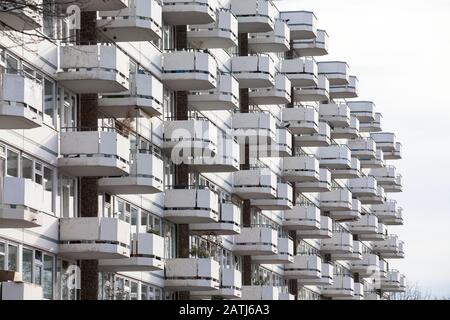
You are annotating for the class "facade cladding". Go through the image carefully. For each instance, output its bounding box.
[0,0,405,300]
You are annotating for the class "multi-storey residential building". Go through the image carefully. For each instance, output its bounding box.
[0,0,405,300]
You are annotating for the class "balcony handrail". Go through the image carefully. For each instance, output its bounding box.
[166,185,217,193]
[61,126,128,139]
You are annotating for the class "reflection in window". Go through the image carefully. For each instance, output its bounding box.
[22,248,33,282]
[6,150,18,177]
[43,167,54,213]
[22,157,33,180]
[61,176,76,218]
[7,245,17,271]
[43,255,54,299]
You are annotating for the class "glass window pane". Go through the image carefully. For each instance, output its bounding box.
[43,255,54,299]
[43,167,53,213]
[6,55,18,74]
[21,157,33,180]
[0,242,5,270]
[61,176,75,218]
[7,150,19,177]
[141,284,148,300]
[34,251,42,285]
[22,248,33,282]
[43,79,55,125]
[7,245,17,271]
[130,282,138,300]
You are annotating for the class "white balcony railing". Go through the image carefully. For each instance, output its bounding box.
[317,61,350,86]
[280,58,318,88]
[231,0,277,33]
[233,168,278,199]
[280,11,318,40]
[282,155,320,182]
[0,73,43,129]
[233,226,278,255]
[162,0,217,25]
[248,20,290,53]
[293,29,329,57]
[282,105,319,135]
[164,258,220,291]
[232,55,276,88]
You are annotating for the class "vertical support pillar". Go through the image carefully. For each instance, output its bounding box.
[78,11,99,301]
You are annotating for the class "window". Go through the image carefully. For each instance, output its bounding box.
[22,248,33,282]
[0,242,5,270]
[22,157,33,180]
[34,250,43,285]
[43,167,54,213]
[8,244,17,271]
[61,176,76,218]
[6,150,18,177]
[61,91,76,129]
[43,78,55,126]
[5,54,18,74]
[34,162,43,184]
[130,281,138,300]
[43,255,54,299]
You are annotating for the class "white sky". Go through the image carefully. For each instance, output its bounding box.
[277,0,450,298]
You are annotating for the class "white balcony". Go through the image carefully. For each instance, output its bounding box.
[383,142,402,160]
[98,73,163,118]
[318,145,352,169]
[320,189,352,211]
[281,105,319,135]
[280,11,317,40]
[56,45,129,93]
[379,259,388,279]
[188,74,239,111]
[279,291,295,300]
[191,268,242,299]
[332,240,363,261]
[318,61,350,86]
[232,112,277,145]
[348,101,376,122]
[358,185,385,205]
[370,132,397,152]
[380,270,402,292]
[98,150,163,194]
[319,103,350,128]
[373,235,405,259]
[233,168,277,199]
[283,205,320,231]
[321,232,353,254]
[370,200,400,222]
[183,137,240,173]
[360,112,382,133]
[252,236,294,264]
[0,282,43,300]
[359,222,387,241]
[348,176,378,197]
[232,55,275,88]
[296,168,331,193]
[383,174,403,193]
[188,9,238,49]
[163,118,217,155]
[59,129,130,177]
[249,74,291,105]
[251,182,293,210]
[329,199,361,222]
[0,73,42,129]
[282,155,320,182]
[162,0,217,25]
[351,254,380,277]
[331,115,359,139]
[322,275,354,298]
[164,258,220,291]
[297,216,332,239]
[241,286,278,300]
[98,0,162,42]
[329,76,359,99]
[280,58,318,88]
[366,166,399,187]
[231,0,277,33]
[99,233,164,272]
[164,187,219,224]
[331,157,360,179]
[0,1,42,31]
[360,149,384,168]
[248,20,290,53]
[56,0,127,11]
[293,74,329,102]
[162,50,217,90]
[0,177,43,228]
[348,138,377,160]
[233,226,278,255]
[59,217,131,259]
[190,202,241,235]
[270,128,292,157]
[339,282,363,300]
[284,254,321,281]
[348,214,378,235]
[295,122,331,147]
[293,29,329,57]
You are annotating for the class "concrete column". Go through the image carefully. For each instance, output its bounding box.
[77,11,100,301]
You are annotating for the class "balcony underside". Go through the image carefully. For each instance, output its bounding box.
[0,105,42,129]
[98,177,163,195]
[0,207,43,228]
[58,157,129,177]
[98,257,164,272]
[59,243,130,260]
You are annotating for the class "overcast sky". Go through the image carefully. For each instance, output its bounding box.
[277,0,450,298]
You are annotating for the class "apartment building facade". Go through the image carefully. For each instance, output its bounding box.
[0,0,405,300]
